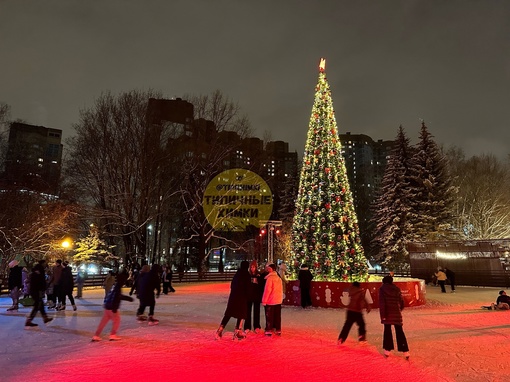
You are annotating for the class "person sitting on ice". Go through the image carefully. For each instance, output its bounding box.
[495,290,510,310]
[483,290,510,310]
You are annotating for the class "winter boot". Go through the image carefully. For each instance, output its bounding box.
[25,319,38,329]
[215,325,224,340]
[7,305,18,311]
[358,335,366,342]
[57,304,66,311]
[43,317,53,324]
[136,314,147,323]
[148,316,159,326]
[72,304,77,311]
[233,329,246,340]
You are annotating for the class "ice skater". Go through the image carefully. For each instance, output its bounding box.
[7,260,22,311]
[338,281,371,344]
[244,260,263,334]
[379,276,410,360]
[135,264,161,325]
[262,263,284,337]
[25,260,53,328]
[215,260,250,340]
[92,270,133,341]
[298,263,313,308]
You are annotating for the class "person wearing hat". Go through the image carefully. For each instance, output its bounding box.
[7,260,22,311]
[262,263,284,336]
[379,275,410,360]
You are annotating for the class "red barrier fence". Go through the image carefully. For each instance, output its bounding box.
[283,280,426,308]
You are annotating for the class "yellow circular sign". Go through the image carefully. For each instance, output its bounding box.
[203,169,273,231]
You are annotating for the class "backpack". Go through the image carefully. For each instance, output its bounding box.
[103,284,117,310]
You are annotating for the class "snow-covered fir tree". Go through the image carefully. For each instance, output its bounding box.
[408,122,456,240]
[290,58,367,281]
[371,126,415,271]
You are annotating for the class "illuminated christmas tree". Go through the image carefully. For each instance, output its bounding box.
[290,58,368,281]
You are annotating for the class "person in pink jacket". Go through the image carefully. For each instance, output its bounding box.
[262,263,283,337]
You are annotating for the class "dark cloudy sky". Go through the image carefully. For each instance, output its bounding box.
[1,0,509,159]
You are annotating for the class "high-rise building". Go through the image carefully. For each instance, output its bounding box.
[3,122,63,195]
[338,132,394,249]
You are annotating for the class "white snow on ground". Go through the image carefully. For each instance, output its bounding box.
[0,283,509,382]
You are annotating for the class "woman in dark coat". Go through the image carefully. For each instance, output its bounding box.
[379,276,410,359]
[216,260,250,340]
[58,261,76,311]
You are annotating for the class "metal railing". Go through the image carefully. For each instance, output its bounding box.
[0,271,237,295]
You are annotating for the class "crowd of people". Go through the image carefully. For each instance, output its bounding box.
[5,258,508,359]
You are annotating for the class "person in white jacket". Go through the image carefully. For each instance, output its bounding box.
[262,263,283,336]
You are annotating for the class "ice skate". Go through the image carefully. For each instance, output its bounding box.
[109,334,121,341]
[91,336,102,342]
[57,305,66,311]
[136,314,147,323]
[383,350,391,358]
[6,305,18,311]
[43,317,53,324]
[148,316,159,326]
[24,319,38,329]
[232,329,246,341]
[404,352,410,360]
[215,325,224,340]
[72,304,77,311]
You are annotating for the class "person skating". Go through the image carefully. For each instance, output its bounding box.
[338,281,371,344]
[215,260,250,340]
[25,260,53,328]
[48,259,64,309]
[262,263,284,337]
[379,276,410,360]
[58,261,77,311]
[103,271,116,297]
[135,264,161,325]
[244,260,263,334]
[298,263,313,308]
[444,267,456,293]
[435,268,447,293]
[92,270,133,341]
[7,260,22,311]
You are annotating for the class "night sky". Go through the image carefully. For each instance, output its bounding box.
[1,0,509,159]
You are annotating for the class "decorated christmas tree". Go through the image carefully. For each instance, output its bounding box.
[290,58,368,281]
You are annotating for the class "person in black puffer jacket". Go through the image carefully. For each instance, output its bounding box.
[379,276,410,359]
[25,260,53,328]
[136,264,161,325]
